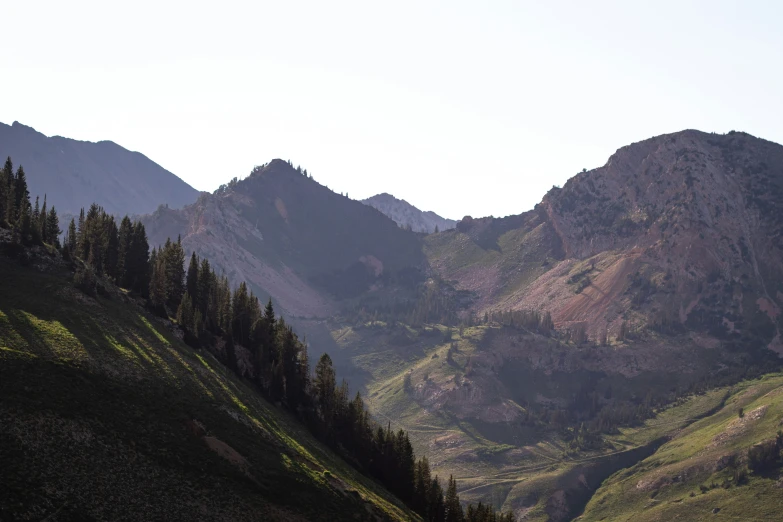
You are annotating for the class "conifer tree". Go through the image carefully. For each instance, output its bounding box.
[117,216,133,285]
[38,195,47,243]
[103,215,119,279]
[14,165,29,222]
[66,217,77,253]
[76,208,85,251]
[46,206,60,248]
[186,252,199,300]
[31,196,41,243]
[17,196,32,243]
[314,353,337,421]
[0,157,10,226]
[444,475,464,522]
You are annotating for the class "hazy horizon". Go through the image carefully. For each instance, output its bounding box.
[2,0,782,219]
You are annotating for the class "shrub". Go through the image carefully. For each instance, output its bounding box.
[748,440,779,473]
[73,266,97,297]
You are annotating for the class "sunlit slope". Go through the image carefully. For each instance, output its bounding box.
[0,259,417,521]
[330,320,754,520]
[581,374,783,522]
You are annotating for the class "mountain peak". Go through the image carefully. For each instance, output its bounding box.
[362,193,456,233]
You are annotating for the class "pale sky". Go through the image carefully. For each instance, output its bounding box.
[2,1,781,219]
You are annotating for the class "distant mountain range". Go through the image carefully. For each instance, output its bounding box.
[362,193,456,233]
[0,121,199,216]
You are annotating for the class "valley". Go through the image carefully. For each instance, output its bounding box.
[2,128,782,521]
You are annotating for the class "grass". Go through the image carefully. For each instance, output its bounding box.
[0,258,418,521]
[330,313,783,521]
[580,374,783,521]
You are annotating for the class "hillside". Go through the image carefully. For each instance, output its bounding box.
[581,373,783,521]
[362,193,457,234]
[0,121,199,216]
[0,255,417,521]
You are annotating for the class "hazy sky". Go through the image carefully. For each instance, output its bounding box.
[2,1,781,219]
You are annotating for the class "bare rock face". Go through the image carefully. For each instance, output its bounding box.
[428,130,783,351]
[362,193,456,233]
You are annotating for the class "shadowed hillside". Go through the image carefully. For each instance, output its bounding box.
[0,256,418,521]
[0,121,199,216]
[143,160,425,319]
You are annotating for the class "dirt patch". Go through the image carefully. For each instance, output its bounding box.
[768,334,783,357]
[554,254,638,333]
[359,255,384,277]
[275,197,289,221]
[636,474,672,492]
[757,297,781,320]
[710,405,768,447]
[204,436,249,472]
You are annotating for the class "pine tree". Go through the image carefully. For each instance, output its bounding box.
[46,206,60,248]
[162,237,186,311]
[14,165,29,223]
[444,475,464,522]
[186,252,199,301]
[117,216,133,286]
[38,195,47,243]
[31,196,41,243]
[314,353,337,421]
[76,208,85,254]
[102,215,119,279]
[129,222,150,296]
[17,196,32,243]
[149,248,168,314]
[67,218,77,252]
[0,157,10,226]
[177,291,194,331]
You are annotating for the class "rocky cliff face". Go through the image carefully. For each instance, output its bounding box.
[428,130,783,355]
[0,121,199,216]
[362,193,456,233]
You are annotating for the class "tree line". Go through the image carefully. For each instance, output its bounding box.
[0,157,61,246]
[0,156,514,522]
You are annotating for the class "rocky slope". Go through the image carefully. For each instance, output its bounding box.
[427,130,783,353]
[142,160,425,319]
[362,193,457,233]
[0,121,199,216]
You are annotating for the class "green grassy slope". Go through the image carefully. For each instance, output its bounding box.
[330,318,783,521]
[0,258,418,521]
[580,375,783,521]
[579,374,783,522]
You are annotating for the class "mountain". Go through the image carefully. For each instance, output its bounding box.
[362,193,457,233]
[426,129,783,349]
[142,160,425,319]
[328,130,783,517]
[0,121,200,216]
[0,255,416,521]
[138,130,783,518]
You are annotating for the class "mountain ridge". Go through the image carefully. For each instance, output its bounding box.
[0,120,200,216]
[362,192,457,233]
